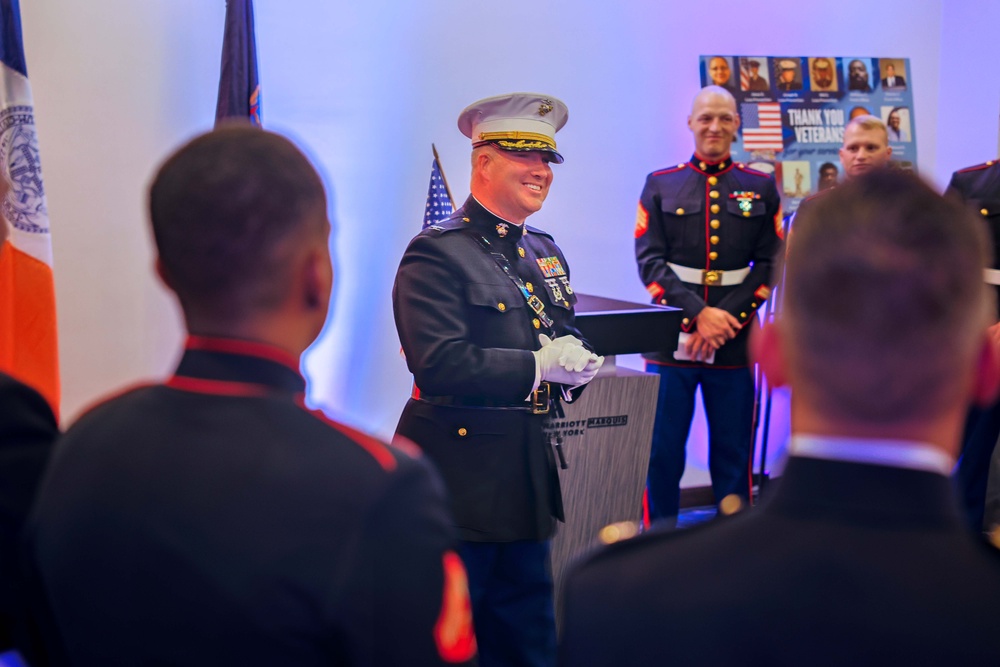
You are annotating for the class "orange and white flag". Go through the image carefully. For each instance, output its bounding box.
[0,0,59,415]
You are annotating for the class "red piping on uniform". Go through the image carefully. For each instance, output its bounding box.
[642,488,651,529]
[955,162,992,174]
[165,376,274,397]
[185,335,301,373]
[295,396,398,472]
[651,164,687,177]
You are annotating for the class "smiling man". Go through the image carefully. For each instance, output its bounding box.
[635,86,782,525]
[393,92,601,667]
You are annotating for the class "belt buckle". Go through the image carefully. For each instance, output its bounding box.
[531,382,551,415]
[527,294,546,315]
[703,269,722,285]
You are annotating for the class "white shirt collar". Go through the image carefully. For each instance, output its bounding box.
[791,434,954,476]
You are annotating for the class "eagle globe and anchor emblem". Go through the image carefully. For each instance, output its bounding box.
[0,104,48,235]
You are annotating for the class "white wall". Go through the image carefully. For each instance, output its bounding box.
[24,1,987,483]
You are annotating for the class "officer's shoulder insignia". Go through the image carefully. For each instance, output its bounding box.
[524,224,554,240]
[427,216,467,233]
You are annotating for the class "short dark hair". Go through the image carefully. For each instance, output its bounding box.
[149,125,326,322]
[782,170,992,422]
[819,162,837,173]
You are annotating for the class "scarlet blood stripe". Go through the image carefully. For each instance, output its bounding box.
[434,551,477,663]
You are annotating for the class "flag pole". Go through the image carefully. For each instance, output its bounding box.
[432,143,456,209]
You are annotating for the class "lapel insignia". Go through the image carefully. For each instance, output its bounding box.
[536,256,566,278]
[496,222,509,238]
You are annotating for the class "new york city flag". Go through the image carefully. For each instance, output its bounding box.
[0,0,59,414]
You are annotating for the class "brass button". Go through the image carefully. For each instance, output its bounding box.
[677,163,686,168]
[743,211,751,217]
[982,208,989,216]
[711,204,720,214]
[457,427,468,437]
[988,160,996,166]
[710,235,720,245]
[518,247,526,257]
[710,219,720,229]
[709,251,718,260]
[533,318,541,329]
[699,161,707,170]
[740,312,747,318]
[751,302,758,308]
[525,282,533,293]
[675,207,685,215]
[708,176,718,186]
[682,317,690,325]
[709,190,720,199]
[563,300,569,307]
[738,163,745,168]
[497,302,506,311]
[660,299,668,305]
[462,217,470,222]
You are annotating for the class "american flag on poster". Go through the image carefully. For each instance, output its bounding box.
[423,152,454,228]
[741,102,783,152]
[740,61,750,91]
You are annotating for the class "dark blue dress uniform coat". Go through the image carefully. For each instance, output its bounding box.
[561,455,1000,666]
[948,159,1000,316]
[393,196,586,543]
[635,155,783,366]
[947,160,1000,531]
[27,337,473,666]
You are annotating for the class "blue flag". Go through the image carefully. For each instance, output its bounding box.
[215,0,261,126]
[423,152,454,228]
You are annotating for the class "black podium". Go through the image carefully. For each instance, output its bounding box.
[548,294,680,616]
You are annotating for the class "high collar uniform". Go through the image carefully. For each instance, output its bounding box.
[635,154,783,367]
[561,442,1000,666]
[28,337,469,666]
[394,195,587,541]
[947,159,1000,533]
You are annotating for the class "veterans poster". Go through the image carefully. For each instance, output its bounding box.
[700,56,916,213]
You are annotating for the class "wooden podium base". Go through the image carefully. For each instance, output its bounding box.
[546,364,659,616]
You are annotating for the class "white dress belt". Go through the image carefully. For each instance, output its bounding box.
[668,263,750,286]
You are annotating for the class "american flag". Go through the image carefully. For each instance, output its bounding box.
[740,102,783,152]
[740,60,750,91]
[423,151,454,228]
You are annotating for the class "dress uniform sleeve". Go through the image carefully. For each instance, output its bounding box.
[394,234,537,401]
[714,176,783,325]
[349,454,476,666]
[634,175,709,318]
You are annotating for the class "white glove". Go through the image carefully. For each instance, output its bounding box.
[533,334,603,386]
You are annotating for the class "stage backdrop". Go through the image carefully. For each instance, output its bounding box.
[700,56,916,213]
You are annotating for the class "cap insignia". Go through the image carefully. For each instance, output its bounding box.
[538,99,554,116]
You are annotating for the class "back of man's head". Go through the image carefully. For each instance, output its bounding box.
[149,125,327,327]
[780,170,993,425]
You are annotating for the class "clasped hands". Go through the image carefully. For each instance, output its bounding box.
[686,306,742,362]
[533,334,604,386]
